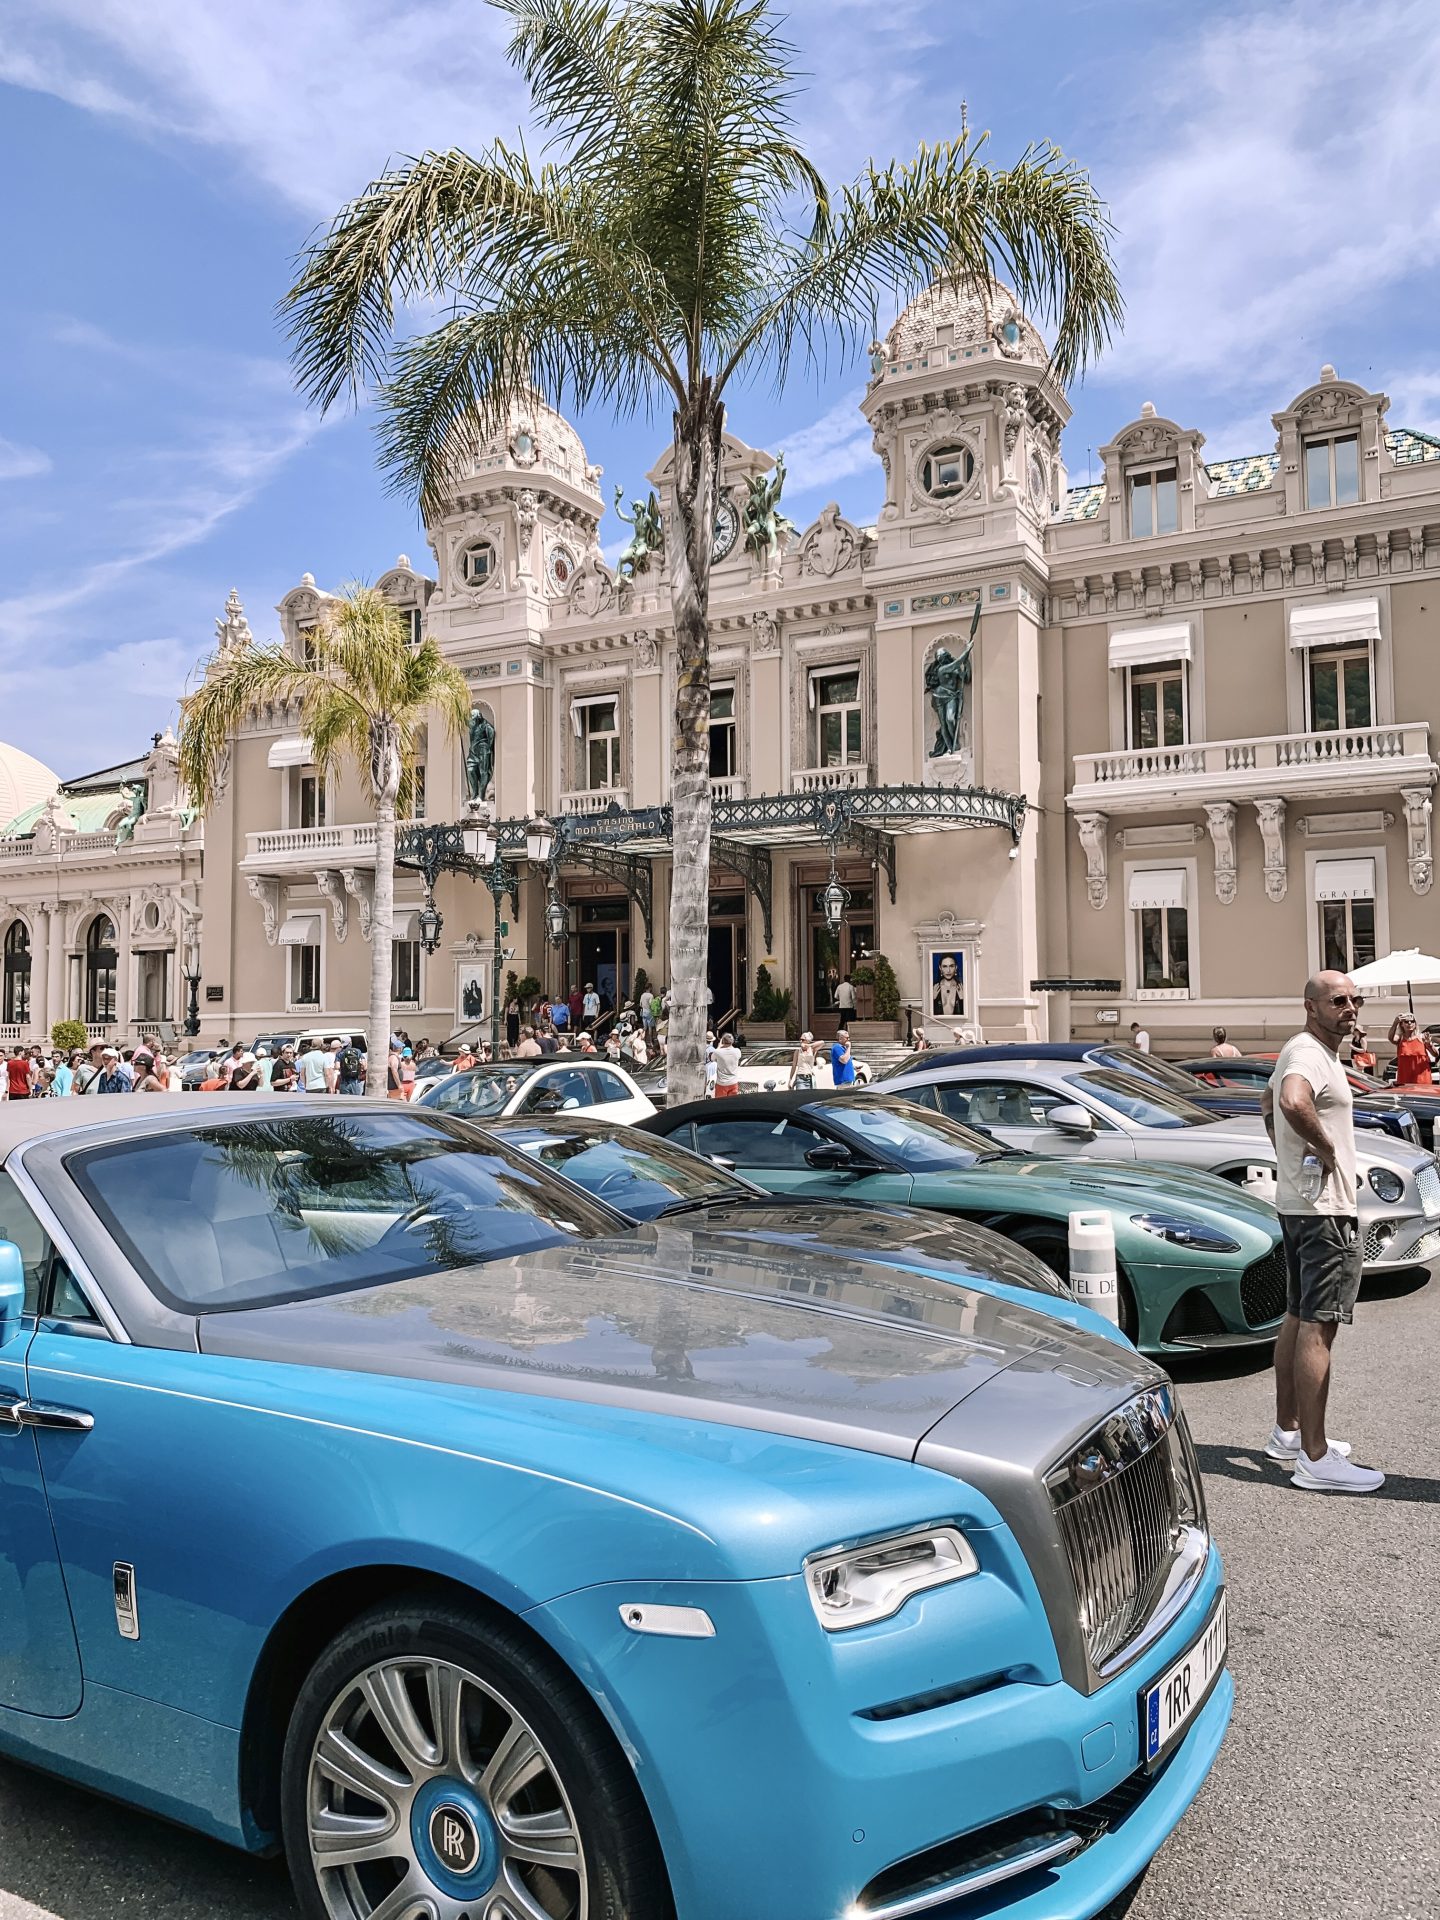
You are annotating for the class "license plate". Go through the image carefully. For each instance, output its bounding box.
[1141,1591,1227,1768]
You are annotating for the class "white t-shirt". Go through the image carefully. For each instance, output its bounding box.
[1132,1029,1151,1053]
[299,1050,331,1093]
[1270,1030,1357,1217]
[714,1045,742,1086]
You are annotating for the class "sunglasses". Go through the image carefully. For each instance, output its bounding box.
[1329,994,1365,1008]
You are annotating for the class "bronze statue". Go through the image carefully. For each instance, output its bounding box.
[742,453,795,561]
[925,602,980,758]
[464,706,496,802]
[113,783,147,846]
[614,485,663,578]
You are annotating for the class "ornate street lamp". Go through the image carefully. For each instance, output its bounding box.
[526,813,556,866]
[821,869,849,934]
[544,890,569,947]
[417,897,444,955]
[462,821,496,866]
[182,924,202,1037]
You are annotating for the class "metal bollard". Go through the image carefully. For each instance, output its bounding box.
[1068,1209,1120,1326]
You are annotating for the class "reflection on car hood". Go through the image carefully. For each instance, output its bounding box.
[974,1154,1282,1226]
[198,1224,1153,1458]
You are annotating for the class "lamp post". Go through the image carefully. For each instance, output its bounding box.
[528,815,569,956]
[182,926,202,1038]
[462,820,520,1060]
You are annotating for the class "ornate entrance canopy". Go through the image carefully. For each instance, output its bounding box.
[399,783,1026,958]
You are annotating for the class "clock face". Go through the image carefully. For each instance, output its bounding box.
[1028,450,1048,508]
[546,543,576,592]
[712,494,739,562]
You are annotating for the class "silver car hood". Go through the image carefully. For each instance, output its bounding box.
[198,1224,1155,1459]
[1188,1112,1431,1172]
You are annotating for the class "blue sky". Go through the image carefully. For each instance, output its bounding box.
[4,0,1440,775]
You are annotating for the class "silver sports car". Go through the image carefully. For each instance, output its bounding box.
[888,1056,1440,1281]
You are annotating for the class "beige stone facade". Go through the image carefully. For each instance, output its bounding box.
[117,283,1440,1050]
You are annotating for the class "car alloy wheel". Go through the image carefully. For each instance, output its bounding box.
[305,1652,587,1920]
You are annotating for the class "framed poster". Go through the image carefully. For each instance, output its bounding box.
[456,961,486,1023]
[928,948,966,1020]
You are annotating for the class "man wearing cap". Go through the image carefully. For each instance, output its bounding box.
[254,1044,275,1089]
[95,1049,130,1094]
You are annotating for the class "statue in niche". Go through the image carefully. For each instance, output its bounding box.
[742,453,795,562]
[614,486,664,578]
[464,706,496,803]
[925,603,980,758]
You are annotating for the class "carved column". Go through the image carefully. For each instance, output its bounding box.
[1254,797,1288,902]
[28,907,50,1036]
[1204,803,1237,904]
[1075,812,1110,910]
[1401,787,1434,895]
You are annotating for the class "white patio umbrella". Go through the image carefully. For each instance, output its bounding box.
[1349,948,1440,1015]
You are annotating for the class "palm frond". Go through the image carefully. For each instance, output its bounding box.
[178,646,320,809]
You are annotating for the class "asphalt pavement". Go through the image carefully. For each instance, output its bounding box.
[1,1266,1435,1920]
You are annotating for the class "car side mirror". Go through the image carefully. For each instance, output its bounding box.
[805,1140,855,1171]
[708,1154,737,1171]
[0,1241,25,1350]
[561,1097,582,1111]
[1048,1103,1097,1135]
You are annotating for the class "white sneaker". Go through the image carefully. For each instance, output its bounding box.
[1264,1426,1351,1466]
[1291,1445,1385,1493]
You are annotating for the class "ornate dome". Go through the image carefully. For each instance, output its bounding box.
[884,279,1049,368]
[0,741,60,836]
[461,385,600,497]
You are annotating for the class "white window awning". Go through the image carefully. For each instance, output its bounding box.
[392,909,420,940]
[1108,622,1193,671]
[570,694,618,737]
[1288,597,1381,650]
[267,735,313,769]
[278,913,322,947]
[1314,857,1376,902]
[1127,867,1188,910]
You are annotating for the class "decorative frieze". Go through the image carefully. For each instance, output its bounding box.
[1297,810,1395,835]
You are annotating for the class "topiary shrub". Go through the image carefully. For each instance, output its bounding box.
[504,969,519,1005]
[752,965,793,1022]
[51,1019,87,1053]
[515,974,544,1010]
[633,966,651,1005]
[871,953,902,1021]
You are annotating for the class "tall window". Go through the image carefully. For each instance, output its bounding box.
[402,607,423,645]
[1128,467,1178,539]
[392,939,421,1005]
[411,764,426,819]
[1304,434,1360,509]
[815,670,863,767]
[1139,905,1189,990]
[1129,661,1186,749]
[85,916,118,1024]
[3,922,31,1025]
[297,622,318,665]
[1320,897,1375,973]
[709,685,737,779]
[1308,644,1372,732]
[299,775,326,830]
[579,699,621,789]
[291,943,320,1007]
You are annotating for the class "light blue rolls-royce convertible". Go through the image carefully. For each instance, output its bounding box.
[0,1096,1231,1920]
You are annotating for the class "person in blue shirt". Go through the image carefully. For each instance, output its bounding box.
[830,1029,856,1086]
[51,1053,76,1097]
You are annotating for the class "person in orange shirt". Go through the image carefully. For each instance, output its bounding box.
[1388,1012,1437,1086]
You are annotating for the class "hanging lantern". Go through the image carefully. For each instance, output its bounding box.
[545,891,569,946]
[417,898,443,953]
[526,813,557,866]
[821,873,848,933]
[462,823,496,865]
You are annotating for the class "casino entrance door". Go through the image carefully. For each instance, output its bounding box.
[799,867,874,1034]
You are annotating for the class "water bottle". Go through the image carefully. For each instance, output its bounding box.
[1296,1153,1325,1202]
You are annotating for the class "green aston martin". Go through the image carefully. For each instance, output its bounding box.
[641,1089,1285,1356]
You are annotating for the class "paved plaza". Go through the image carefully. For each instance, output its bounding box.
[0,1267,1433,1920]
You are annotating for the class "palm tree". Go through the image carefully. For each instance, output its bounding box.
[281,0,1121,1099]
[179,586,470,1094]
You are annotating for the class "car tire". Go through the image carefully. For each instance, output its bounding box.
[281,1590,674,1920]
[1009,1227,1139,1345]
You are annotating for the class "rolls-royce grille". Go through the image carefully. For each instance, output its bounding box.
[1046,1387,1204,1672]
[1240,1246,1287,1327]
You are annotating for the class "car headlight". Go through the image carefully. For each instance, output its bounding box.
[803,1525,978,1630]
[1130,1211,1240,1252]
[1367,1166,1405,1203]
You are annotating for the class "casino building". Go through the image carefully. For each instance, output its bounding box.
[4,280,1439,1052]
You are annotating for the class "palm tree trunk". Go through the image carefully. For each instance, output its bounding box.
[665,387,724,1103]
[367,723,401,1096]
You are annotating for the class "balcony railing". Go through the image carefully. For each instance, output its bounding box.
[559,788,631,815]
[791,764,870,794]
[1071,722,1434,810]
[0,821,198,866]
[244,819,422,869]
[709,774,747,802]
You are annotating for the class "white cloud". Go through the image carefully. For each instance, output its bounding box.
[1099,0,1440,388]
[780,387,874,497]
[0,434,51,481]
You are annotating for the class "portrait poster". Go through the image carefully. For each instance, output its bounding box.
[456,962,486,1024]
[928,948,966,1020]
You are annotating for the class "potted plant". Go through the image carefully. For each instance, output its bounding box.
[850,963,877,1021]
[747,965,793,1042]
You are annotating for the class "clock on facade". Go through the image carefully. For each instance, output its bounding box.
[1028,450,1048,509]
[712,493,739,561]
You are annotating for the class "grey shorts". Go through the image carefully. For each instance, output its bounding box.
[1280,1214,1363,1324]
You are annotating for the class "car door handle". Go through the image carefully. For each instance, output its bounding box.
[12,1401,95,1433]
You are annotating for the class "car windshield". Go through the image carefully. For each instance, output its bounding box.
[1089,1045,1203,1096]
[421,1065,543,1117]
[743,1048,795,1066]
[825,1097,1003,1170]
[1070,1069,1213,1129]
[68,1110,626,1314]
[494,1123,756,1220]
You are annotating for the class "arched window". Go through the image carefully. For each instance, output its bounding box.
[3,922,30,1026]
[86,916,118,1025]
